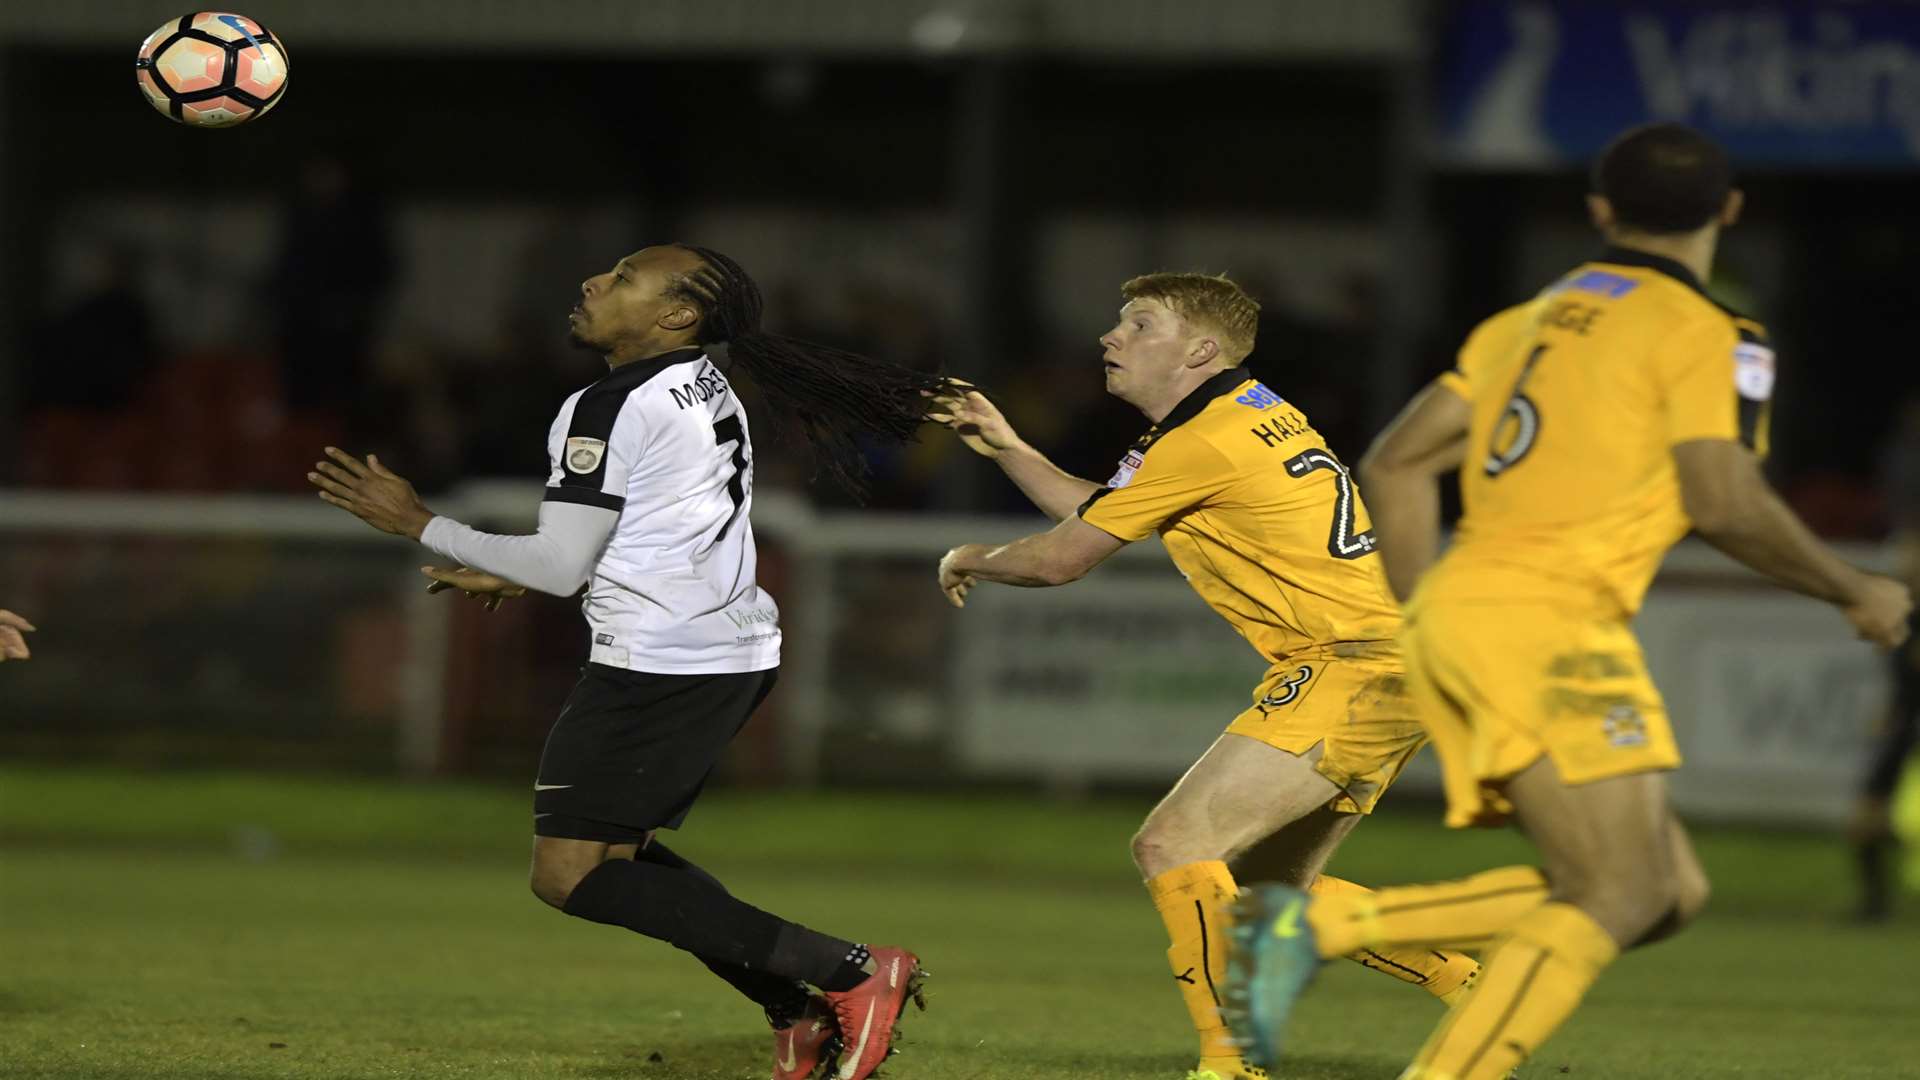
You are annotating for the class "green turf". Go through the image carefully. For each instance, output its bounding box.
[3,766,1916,1079]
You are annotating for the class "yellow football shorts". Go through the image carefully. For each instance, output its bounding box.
[1401,596,1682,828]
[1224,652,1427,814]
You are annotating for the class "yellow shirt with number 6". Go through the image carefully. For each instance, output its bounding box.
[1432,246,1774,619]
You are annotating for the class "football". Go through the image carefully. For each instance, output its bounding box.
[135,12,289,128]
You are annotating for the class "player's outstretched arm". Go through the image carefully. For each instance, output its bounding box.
[936,518,1126,608]
[310,447,436,539]
[421,566,529,612]
[310,447,613,598]
[418,503,614,598]
[1358,381,1472,602]
[1674,438,1913,648]
[0,609,36,662]
[927,385,1099,521]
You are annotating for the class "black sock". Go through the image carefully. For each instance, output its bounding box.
[635,842,812,1026]
[779,936,871,993]
[563,855,862,991]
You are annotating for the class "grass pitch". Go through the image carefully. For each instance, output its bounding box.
[2,766,1917,1079]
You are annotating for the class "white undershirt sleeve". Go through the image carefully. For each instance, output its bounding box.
[419,500,617,597]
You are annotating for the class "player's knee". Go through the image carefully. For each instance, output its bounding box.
[1671,855,1712,926]
[530,836,620,910]
[1129,824,1165,874]
[529,864,577,910]
[1552,869,1678,944]
[529,854,600,910]
[1622,867,1711,949]
[1132,819,1232,878]
[1130,821,1195,877]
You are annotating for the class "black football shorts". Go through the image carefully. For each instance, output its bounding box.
[533,663,777,842]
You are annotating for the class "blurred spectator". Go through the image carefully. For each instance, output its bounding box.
[270,153,397,437]
[1883,397,1920,539]
[29,242,155,410]
[358,341,466,494]
[991,337,1136,513]
[746,280,839,495]
[802,278,953,509]
[454,346,584,481]
[446,215,631,481]
[1240,271,1380,466]
[1851,394,1920,921]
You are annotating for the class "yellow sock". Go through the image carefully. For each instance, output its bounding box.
[1307,865,1550,958]
[1401,903,1619,1080]
[1146,860,1240,1060]
[1311,876,1483,1002]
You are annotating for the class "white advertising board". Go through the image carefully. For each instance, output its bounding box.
[949,568,1267,782]
[949,544,1895,825]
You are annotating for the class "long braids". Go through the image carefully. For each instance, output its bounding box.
[668,244,950,498]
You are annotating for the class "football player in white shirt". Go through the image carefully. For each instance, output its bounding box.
[311,244,944,1080]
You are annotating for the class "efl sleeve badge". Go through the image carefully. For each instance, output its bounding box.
[565,437,609,475]
[1733,343,1776,402]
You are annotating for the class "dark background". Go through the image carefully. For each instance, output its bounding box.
[4,18,1913,528]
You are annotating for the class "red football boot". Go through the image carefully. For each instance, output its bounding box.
[772,995,839,1080]
[819,947,926,1080]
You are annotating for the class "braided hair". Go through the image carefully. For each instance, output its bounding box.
[667,244,950,498]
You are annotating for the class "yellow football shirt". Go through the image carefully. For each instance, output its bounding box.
[1434,246,1775,617]
[1078,370,1402,664]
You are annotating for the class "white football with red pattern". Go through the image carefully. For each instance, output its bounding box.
[136,12,289,128]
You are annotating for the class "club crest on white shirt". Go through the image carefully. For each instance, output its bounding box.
[1733,343,1775,402]
[565,437,608,474]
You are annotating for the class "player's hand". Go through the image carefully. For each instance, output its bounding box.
[926,382,1021,460]
[938,546,978,609]
[0,609,35,662]
[421,566,527,612]
[1842,574,1914,650]
[309,448,434,540]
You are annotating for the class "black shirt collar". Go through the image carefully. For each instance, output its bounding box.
[597,345,706,388]
[1594,245,1709,300]
[1154,367,1252,433]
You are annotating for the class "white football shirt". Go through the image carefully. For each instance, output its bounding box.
[424,346,780,674]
